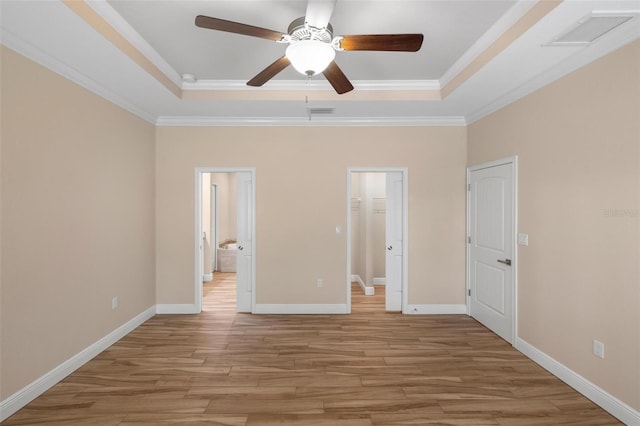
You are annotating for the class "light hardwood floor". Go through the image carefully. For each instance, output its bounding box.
[3,273,620,425]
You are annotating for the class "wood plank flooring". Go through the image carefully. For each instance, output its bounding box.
[3,274,620,425]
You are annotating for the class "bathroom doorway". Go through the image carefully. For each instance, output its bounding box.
[347,168,408,313]
[195,168,255,313]
[203,173,237,311]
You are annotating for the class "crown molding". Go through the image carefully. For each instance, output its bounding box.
[440,0,538,88]
[466,25,640,124]
[183,79,441,91]
[0,28,156,124]
[156,116,466,127]
[85,0,183,87]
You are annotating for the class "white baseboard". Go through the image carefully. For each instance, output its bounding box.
[253,304,349,314]
[155,304,199,314]
[404,304,467,314]
[516,338,640,425]
[0,306,156,422]
[203,273,213,282]
[352,274,375,296]
[373,277,386,285]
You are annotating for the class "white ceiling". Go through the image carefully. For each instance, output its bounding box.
[1,0,639,125]
[107,0,514,81]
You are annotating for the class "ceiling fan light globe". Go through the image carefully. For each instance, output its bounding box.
[286,40,335,76]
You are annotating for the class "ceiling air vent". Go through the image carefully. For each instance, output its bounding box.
[307,106,335,115]
[547,13,635,46]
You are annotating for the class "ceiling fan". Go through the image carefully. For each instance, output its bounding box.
[195,0,424,94]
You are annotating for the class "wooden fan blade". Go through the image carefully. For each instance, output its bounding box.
[305,0,336,29]
[340,34,424,52]
[247,56,291,87]
[195,15,285,41]
[322,61,354,94]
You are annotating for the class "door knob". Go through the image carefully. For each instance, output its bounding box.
[238,245,244,251]
[387,245,393,251]
[497,258,511,266]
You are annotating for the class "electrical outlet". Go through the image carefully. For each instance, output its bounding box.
[112,297,119,310]
[317,278,323,288]
[593,339,604,359]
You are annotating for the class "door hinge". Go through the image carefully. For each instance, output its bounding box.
[468,183,471,191]
[468,236,471,244]
[468,289,471,296]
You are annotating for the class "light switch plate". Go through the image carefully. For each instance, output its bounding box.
[593,339,605,359]
[518,233,529,246]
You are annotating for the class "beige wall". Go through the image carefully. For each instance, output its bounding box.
[156,126,467,306]
[0,47,156,399]
[468,41,640,410]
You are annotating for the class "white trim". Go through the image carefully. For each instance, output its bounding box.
[0,29,156,124]
[466,156,518,344]
[253,304,349,314]
[155,304,199,315]
[352,274,375,296]
[211,183,219,272]
[194,169,203,313]
[194,168,256,314]
[156,116,467,127]
[0,306,155,422]
[404,304,467,315]
[184,79,441,91]
[203,272,213,282]
[373,277,386,285]
[346,168,409,313]
[516,338,640,425]
[85,0,183,87]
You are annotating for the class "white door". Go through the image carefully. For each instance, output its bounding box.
[468,162,514,343]
[385,172,403,311]
[236,172,253,312]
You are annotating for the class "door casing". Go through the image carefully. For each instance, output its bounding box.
[347,167,409,313]
[194,167,256,313]
[210,183,218,272]
[466,156,518,344]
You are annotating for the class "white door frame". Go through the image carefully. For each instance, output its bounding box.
[346,167,409,313]
[210,183,218,272]
[194,167,256,313]
[466,156,518,344]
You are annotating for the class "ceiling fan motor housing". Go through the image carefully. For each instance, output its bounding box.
[288,16,333,42]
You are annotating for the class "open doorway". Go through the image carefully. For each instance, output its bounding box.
[350,172,387,310]
[202,173,237,312]
[347,168,408,313]
[195,168,255,313]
